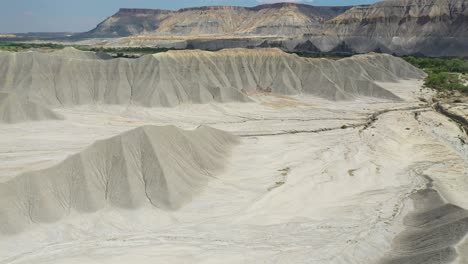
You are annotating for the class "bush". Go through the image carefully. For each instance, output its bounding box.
[424,72,449,88]
[404,56,468,93]
[404,56,468,74]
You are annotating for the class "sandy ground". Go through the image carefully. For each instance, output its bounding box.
[0,80,467,264]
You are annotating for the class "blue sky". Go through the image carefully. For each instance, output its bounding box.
[0,0,380,33]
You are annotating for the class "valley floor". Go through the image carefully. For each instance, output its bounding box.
[0,80,467,264]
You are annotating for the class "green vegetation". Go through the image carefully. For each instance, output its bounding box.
[0,42,174,58]
[0,42,68,52]
[292,51,353,60]
[403,56,468,93]
[89,46,173,54]
[1,42,350,59]
[1,42,466,94]
[89,47,175,58]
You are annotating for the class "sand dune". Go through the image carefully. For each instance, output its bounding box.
[0,125,238,235]
[0,92,62,123]
[0,48,425,107]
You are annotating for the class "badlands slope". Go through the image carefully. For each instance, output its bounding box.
[0,125,238,235]
[0,48,424,109]
[0,92,62,123]
[0,48,467,264]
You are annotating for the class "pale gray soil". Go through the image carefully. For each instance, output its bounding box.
[0,49,465,264]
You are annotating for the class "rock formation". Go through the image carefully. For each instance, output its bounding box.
[84,4,351,38]
[80,0,468,56]
[323,0,468,56]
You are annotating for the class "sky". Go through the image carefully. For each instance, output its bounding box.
[0,0,380,33]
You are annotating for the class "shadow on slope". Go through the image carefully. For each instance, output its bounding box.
[380,187,468,264]
[0,48,426,107]
[0,92,63,124]
[0,125,239,235]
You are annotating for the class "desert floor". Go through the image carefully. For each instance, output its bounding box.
[0,80,467,264]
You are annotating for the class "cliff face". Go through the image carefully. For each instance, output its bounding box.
[82,0,468,56]
[321,0,468,55]
[85,4,351,37]
[326,0,467,37]
[87,8,172,37]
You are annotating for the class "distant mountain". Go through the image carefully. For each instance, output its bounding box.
[81,0,468,57]
[324,0,468,56]
[84,4,352,37]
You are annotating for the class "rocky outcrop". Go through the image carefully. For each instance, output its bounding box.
[322,0,468,56]
[83,4,351,38]
[81,0,467,57]
[326,0,467,38]
[294,40,321,52]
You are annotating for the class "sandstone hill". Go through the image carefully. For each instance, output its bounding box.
[323,0,468,56]
[80,0,468,56]
[85,4,351,38]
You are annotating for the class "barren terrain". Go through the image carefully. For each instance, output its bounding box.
[0,49,467,264]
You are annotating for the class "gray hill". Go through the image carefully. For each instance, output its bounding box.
[0,48,425,107]
[0,125,239,235]
[0,92,62,123]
